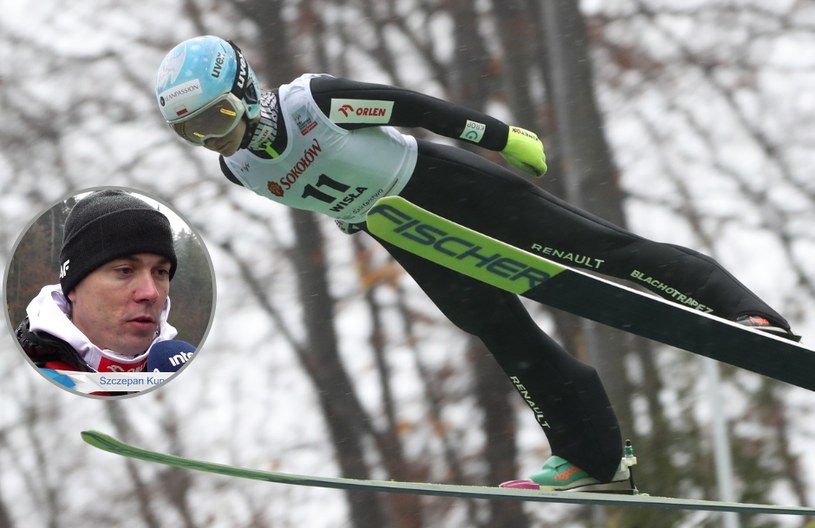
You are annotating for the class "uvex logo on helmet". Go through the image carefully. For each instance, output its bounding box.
[234,52,248,91]
[212,52,226,78]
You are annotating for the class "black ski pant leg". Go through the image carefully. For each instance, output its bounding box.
[367,234,623,481]
[403,140,790,330]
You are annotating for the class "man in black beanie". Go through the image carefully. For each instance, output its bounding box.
[16,189,180,375]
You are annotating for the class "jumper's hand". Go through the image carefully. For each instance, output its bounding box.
[500,126,547,177]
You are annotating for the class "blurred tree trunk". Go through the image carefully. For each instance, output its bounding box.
[467,339,532,528]
[493,0,646,495]
[448,1,531,526]
[0,494,11,528]
[492,0,539,129]
[288,210,388,528]
[539,0,635,438]
[447,0,496,106]
[237,2,389,526]
[351,236,425,528]
[115,400,207,528]
[538,1,681,525]
[493,0,640,440]
[311,8,426,525]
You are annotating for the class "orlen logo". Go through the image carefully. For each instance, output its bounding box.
[337,104,355,117]
[337,103,386,118]
[330,99,393,124]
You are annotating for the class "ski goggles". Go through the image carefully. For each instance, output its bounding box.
[169,93,245,145]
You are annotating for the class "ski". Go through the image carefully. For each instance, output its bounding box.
[80,430,815,515]
[366,196,815,392]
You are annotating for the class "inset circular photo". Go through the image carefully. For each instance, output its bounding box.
[4,186,215,398]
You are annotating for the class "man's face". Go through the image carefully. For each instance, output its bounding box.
[203,118,247,157]
[68,253,172,357]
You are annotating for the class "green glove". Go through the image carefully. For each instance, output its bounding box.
[500,126,548,177]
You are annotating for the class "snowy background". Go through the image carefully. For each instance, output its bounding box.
[2,1,815,527]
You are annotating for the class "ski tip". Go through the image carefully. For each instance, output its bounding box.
[80,430,98,440]
[80,430,99,445]
[80,430,115,450]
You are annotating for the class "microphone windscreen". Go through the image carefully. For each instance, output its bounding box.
[146,339,196,373]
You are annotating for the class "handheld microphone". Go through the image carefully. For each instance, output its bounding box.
[146,339,196,373]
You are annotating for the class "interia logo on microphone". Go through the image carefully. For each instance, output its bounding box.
[170,350,194,368]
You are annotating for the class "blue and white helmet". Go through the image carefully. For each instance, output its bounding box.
[156,35,260,124]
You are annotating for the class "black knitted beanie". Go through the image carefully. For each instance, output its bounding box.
[59,190,177,295]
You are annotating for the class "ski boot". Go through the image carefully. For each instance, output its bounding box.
[736,315,801,342]
[501,440,639,493]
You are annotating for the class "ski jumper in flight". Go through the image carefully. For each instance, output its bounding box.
[156,35,797,489]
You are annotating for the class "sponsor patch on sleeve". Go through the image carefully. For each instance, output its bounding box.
[459,119,486,143]
[329,99,394,124]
